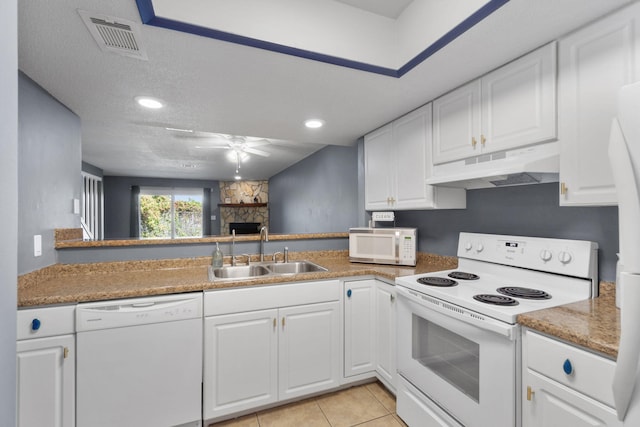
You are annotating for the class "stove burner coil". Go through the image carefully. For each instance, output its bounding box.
[448,271,480,280]
[473,294,519,306]
[417,277,458,287]
[497,287,551,300]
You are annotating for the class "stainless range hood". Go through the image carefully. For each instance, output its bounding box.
[426,141,559,190]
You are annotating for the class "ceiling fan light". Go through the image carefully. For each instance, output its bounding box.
[234,175,242,180]
[304,119,324,129]
[135,96,164,109]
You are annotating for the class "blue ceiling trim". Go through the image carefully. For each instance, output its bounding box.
[397,0,510,77]
[135,0,509,79]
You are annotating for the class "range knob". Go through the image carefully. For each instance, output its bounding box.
[464,242,473,251]
[476,243,485,253]
[558,251,572,264]
[540,250,553,262]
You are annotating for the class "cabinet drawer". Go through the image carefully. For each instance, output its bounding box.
[17,305,75,340]
[205,280,340,316]
[525,330,616,407]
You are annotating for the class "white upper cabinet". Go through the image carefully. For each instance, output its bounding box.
[433,80,482,164]
[558,1,640,206]
[364,103,466,210]
[364,124,394,210]
[433,42,557,165]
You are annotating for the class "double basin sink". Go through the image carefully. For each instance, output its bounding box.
[209,260,328,282]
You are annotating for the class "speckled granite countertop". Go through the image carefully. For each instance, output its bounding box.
[517,282,619,359]
[20,250,620,358]
[18,250,457,307]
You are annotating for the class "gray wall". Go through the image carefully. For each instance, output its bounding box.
[1,0,18,423]
[395,183,619,281]
[269,144,359,233]
[104,176,220,238]
[18,72,82,274]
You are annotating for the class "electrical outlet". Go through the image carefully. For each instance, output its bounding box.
[210,215,216,220]
[34,235,42,257]
[372,211,395,221]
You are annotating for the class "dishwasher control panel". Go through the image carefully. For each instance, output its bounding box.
[76,293,203,332]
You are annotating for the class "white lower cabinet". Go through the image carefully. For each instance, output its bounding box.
[522,329,621,427]
[204,309,279,418]
[344,279,376,377]
[343,279,397,390]
[374,281,396,388]
[203,280,341,423]
[16,305,75,427]
[278,302,341,400]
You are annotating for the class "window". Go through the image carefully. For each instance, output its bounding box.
[139,187,204,239]
[82,172,104,240]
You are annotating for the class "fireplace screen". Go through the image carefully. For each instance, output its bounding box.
[229,222,261,235]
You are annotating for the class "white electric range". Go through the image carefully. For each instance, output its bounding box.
[395,232,598,427]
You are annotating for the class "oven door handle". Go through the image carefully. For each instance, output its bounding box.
[396,286,518,340]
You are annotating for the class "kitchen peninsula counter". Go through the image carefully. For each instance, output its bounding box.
[18,250,457,308]
[517,282,620,359]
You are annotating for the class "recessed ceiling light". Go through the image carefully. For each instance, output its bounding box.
[304,119,324,129]
[135,96,164,109]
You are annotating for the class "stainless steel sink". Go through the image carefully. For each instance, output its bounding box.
[264,261,328,275]
[210,264,270,280]
[208,260,327,281]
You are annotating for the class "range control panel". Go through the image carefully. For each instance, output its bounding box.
[457,232,598,279]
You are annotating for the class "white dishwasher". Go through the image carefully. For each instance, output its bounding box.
[76,293,203,427]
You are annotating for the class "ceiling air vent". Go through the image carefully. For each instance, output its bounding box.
[78,10,148,60]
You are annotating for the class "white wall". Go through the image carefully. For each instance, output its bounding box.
[0,0,18,424]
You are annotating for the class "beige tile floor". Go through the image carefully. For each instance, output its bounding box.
[209,381,408,427]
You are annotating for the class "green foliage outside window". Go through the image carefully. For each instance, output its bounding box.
[140,195,203,238]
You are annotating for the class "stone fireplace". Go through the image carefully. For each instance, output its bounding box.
[219,180,269,235]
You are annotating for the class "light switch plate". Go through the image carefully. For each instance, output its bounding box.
[34,235,42,257]
[73,198,80,214]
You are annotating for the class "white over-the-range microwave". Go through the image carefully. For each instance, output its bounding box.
[349,227,417,266]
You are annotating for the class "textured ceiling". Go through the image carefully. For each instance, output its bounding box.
[18,0,631,180]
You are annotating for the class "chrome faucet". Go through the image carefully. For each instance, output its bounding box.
[259,226,269,262]
[231,229,236,266]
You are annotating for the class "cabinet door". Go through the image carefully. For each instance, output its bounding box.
[375,282,396,389]
[279,301,340,400]
[523,370,622,427]
[344,279,376,377]
[482,42,557,155]
[433,80,481,164]
[559,2,640,206]
[16,335,75,427]
[203,309,278,420]
[364,124,395,210]
[394,104,435,209]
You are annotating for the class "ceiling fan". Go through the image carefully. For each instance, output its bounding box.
[175,131,272,157]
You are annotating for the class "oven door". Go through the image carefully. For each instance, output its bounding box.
[396,286,519,427]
